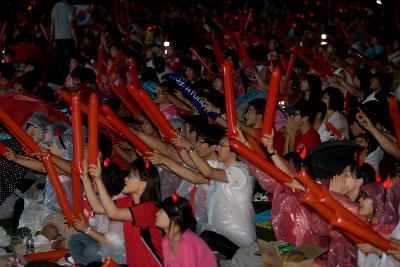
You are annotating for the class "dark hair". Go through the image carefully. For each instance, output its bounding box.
[70,53,84,66]
[36,85,55,102]
[196,124,225,146]
[183,115,208,134]
[248,98,266,115]
[304,74,322,101]
[372,71,393,92]
[131,158,161,203]
[141,67,159,83]
[323,87,344,112]
[71,67,96,84]
[0,62,14,81]
[293,100,317,124]
[310,99,327,121]
[356,133,379,155]
[153,56,166,73]
[102,162,124,196]
[185,59,202,74]
[349,162,375,185]
[284,152,305,172]
[160,195,197,233]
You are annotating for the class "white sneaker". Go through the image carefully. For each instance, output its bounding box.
[65,253,75,264]
[57,257,72,266]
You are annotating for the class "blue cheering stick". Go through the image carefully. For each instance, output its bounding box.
[169,73,218,119]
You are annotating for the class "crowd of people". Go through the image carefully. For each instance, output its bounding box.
[0,0,400,266]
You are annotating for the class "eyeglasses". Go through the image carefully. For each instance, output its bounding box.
[218,143,230,148]
[291,113,302,117]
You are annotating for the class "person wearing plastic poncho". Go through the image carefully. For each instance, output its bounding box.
[357,178,400,267]
[164,133,256,258]
[40,122,70,149]
[15,133,74,235]
[0,112,49,219]
[175,124,225,234]
[12,122,70,233]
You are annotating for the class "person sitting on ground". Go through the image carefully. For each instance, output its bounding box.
[284,100,321,154]
[67,161,126,266]
[87,158,163,267]
[318,87,350,141]
[156,195,217,267]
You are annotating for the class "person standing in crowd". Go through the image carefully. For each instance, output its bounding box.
[50,0,78,77]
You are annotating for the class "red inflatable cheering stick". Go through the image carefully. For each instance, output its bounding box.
[88,93,99,166]
[261,67,282,137]
[230,139,292,184]
[223,60,239,138]
[101,104,153,157]
[96,47,104,84]
[126,84,177,142]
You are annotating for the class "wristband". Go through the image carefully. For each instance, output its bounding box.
[84,226,91,235]
[187,145,198,154]
[266,149,276,157]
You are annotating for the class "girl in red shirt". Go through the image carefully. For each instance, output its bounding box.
[89,158,163,267]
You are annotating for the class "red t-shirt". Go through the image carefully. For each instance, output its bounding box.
[116,196,163,267]
[294,128,321,152]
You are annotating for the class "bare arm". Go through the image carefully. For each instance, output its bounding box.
[261,131,293,175]
[49,154,71,175]
[149,152,209,184]
[4,151,67,175]
[114,142,137,163]
[73,214,111,245]
[81,161,105,214]
[171,135,228,182]
[90,163,132,221]
[133,129,181,161]
[284,117,297,154]
[356,108,400,160]
[369,127,400,160]
[329,75,363,100]
[165,92,192,112]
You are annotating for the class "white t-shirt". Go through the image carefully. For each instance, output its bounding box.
[318,111,349,142]
[51,1,74,39]
[365,147,384,173]
[206,161,256,247]
[177,159,224,233]
[363,91,378,104]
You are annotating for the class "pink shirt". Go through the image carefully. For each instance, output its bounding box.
[160,104,180,120]
[162,230,217,267]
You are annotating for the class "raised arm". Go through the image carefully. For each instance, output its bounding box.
[81,160,105,214]
[149,151,209,184]
[172,135,228,182]
[91,163,132,221]
[132,128,181,161]
[113,141,137,163]
[4,149,68,175]
[356,108,400,160]
[261,130,293,175]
